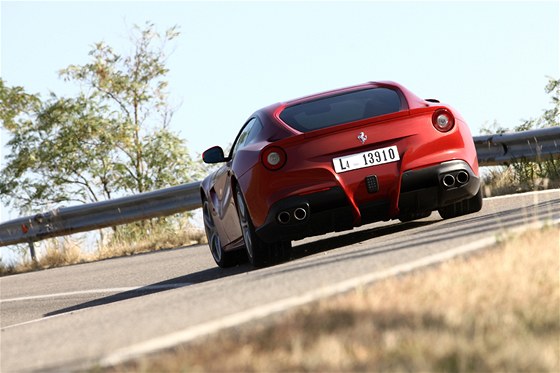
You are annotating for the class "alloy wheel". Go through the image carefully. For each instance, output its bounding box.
[203,200,222,263]
[236,188,254,261]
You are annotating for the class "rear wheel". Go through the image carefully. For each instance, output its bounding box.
[235,185,291,267]
[203,199,244,268]
[438,187,483,220]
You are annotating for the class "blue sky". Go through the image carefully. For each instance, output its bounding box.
[1,0,559,223]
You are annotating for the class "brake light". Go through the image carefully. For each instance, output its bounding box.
[262,146,287,170]
[432,109,455,132]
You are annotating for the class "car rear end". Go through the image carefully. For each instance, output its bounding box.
[239,82,480,243]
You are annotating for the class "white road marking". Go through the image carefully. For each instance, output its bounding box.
[4,310,84,329]
[0,284,192,303]
[2,283,193,329]
[100,219,559,368]
[484,188,560,200]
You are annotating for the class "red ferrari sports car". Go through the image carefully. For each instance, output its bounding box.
[201,81,482,267]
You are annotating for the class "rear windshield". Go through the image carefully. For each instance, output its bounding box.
[279,87,405,132]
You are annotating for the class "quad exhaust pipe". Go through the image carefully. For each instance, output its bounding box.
[456,170,469,184]
[277,206,309,225]
[277,211,291,224]
[442,174,456,188]
[294,207,307,221]
[441,170,470,189]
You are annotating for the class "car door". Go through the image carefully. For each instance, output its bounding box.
[214,118,259,246]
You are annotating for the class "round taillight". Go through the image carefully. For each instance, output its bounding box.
[262,146,287,170]
[432,109,455,132]
[267,152,281,165]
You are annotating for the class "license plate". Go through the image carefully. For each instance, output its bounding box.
[333,145,400,173]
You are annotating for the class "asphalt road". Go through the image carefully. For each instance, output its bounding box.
[1,190,559,372]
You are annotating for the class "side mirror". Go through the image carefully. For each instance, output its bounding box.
[202,146,227,164]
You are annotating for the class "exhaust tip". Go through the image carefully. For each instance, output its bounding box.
[293,207,307,221]
[277,211,291,225]
[442,174,456,188]
[456,170,469,184]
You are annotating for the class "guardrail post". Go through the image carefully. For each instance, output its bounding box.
[28,240,37,262]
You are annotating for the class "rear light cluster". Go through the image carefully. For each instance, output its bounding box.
[432,109,455,132]
[262,146,287,170]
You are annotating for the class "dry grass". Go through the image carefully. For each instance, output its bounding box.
[0,223,206,276]
[108,226,560,373]
[95,224,206,260]
[1,238,87,275]
[482,163,560,197]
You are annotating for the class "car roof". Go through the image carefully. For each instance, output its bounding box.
[280,81,403,107]
[254,80,429,134]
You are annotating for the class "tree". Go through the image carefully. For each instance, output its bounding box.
[0,23,202,215]
[480,77,559,135]
[0,89,120,209]
[480,77,560,195]
[541,77,559,128]
[511,77,559,132]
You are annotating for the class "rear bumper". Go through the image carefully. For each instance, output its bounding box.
[255,187,354,243]
[398,160,480,214]
[255,160,480,243]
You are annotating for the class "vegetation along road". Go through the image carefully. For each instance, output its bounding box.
[1,190,559,372]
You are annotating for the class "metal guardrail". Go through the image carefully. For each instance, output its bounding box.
[0,182,201,258]
[1,127,559,258]
[473,127,560,166]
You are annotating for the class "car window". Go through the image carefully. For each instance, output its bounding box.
[279,87,404,132]
[231,117,263,157]
[245,117,263,144]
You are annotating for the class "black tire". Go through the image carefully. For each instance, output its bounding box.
[438,187,483,220]
[399,211,432,223]
[234,185,291,267]
[203,199,244,268]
